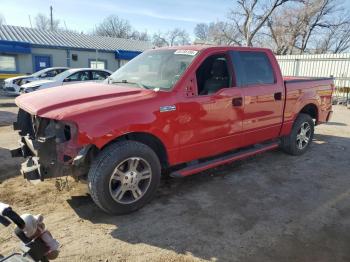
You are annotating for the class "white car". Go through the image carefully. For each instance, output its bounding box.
[20,68,112,93]
[3,67,69,95]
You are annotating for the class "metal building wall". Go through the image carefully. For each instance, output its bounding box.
[276,53,350,89]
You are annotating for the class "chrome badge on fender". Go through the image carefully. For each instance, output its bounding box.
[160,105,176,112]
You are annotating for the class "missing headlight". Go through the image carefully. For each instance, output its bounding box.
[64,125,71,141]
[40,120,77,143]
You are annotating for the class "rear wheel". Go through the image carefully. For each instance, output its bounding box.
[88,141,161,214]
[281,113,314,155]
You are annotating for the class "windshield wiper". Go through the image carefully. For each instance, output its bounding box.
[111,80,151,89]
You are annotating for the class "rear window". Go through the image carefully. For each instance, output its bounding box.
[230,51,275,86]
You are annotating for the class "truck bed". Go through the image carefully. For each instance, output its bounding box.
[281,76,333,136]
[283,76,333,83]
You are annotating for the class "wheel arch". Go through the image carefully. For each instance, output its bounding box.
[101,132,169,169]
[280,102,319,137]
[299,103,319,123]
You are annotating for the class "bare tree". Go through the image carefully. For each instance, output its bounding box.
[152,31,169,47]
[315,20,350,53]
[153,28,190,47]
[298,0,339,54]
[35,13,60,31]
[94,15,150,41]
[331,24,350,53]
[228,0,293,46]
[194,23,209,40]
[194,21,241,45]
[267,6,305,54]
[167,28,190,46]
[194,0,350,53]
[94,15,132,38]
[129,30,150,42]
[267,0,350,54]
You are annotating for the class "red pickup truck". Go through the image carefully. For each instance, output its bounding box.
[12,46,333,214]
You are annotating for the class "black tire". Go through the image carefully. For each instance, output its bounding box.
[88,141,161,214]
[280,113,314,156]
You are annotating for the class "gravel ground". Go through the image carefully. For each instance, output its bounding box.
[0,96,349,262]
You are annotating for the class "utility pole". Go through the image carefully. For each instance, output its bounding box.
[28,15,32,28]
[50,5,53,31]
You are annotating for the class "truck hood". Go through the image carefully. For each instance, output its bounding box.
[15,83,154,120]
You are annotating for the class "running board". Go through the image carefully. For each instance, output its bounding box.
[170,142,279,178]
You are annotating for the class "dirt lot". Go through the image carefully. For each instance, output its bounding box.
[0,96,349,262]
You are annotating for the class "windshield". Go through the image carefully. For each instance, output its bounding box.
[52,69,76,81]
[31,68,51,77]
[109,49,198,90]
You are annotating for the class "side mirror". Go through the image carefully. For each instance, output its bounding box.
[64,78,70,82]
[40,73,47,78]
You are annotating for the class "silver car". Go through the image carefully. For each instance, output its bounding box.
[20,68,112,93]
[3,67,69,95]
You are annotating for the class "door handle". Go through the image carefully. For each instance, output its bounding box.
[274,92,282,101]
[232,97,243,107]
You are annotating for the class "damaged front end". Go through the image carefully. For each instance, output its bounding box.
[11,110,92,181]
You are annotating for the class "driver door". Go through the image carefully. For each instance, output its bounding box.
[177,52,244,163]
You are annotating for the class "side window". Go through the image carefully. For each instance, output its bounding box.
[65,71,91,82]
[196,54,231,95]
[42,70,58,78]
[92,71,110,80]
[56,69,67,74]
[230,51,275,86]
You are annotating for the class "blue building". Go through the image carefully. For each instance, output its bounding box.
[0,25,152,79]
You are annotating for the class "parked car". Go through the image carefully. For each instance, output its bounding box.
[12,46,333,214]
[20,68,112,93]
[3,67,68,95]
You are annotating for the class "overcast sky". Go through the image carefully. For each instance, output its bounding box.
[1,0,233,35]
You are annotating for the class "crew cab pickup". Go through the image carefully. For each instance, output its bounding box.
[12,46,333,214]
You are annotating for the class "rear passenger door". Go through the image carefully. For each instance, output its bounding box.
[230,50,284,145]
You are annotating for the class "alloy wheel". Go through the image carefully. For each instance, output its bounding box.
[296,122,311,150]
[109,157,152,204]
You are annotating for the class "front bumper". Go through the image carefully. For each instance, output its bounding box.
[11,135,64,181]
[3,84,20,95]
[11,122,90,181]
[20,157,42,180]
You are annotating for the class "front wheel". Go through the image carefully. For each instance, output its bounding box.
[281,113,314,155]
[88,141,161,214]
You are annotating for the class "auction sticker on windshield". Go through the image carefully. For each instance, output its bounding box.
[174,50,198,56]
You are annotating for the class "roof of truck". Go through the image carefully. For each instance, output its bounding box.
[158,45,272,52]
